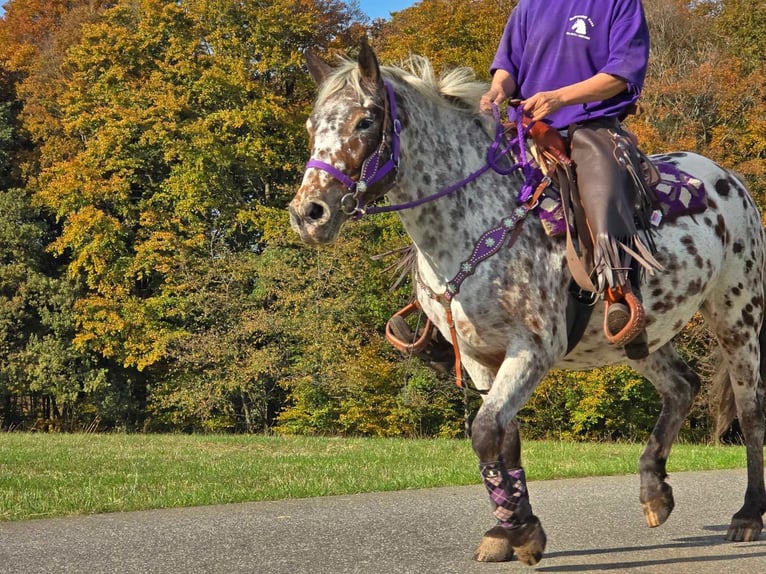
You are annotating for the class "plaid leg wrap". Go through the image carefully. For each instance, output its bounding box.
[480,461,529,529]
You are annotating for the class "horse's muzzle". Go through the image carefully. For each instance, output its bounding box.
[288,196,336,244]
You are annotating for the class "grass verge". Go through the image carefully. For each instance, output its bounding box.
[0,433,751,522]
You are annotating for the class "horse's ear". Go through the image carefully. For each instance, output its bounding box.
[357,36,383,89]
[305,49,332,85]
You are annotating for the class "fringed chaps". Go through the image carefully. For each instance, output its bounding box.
[568,118,663,294]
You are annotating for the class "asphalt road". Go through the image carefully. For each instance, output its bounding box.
[2,469,766,573]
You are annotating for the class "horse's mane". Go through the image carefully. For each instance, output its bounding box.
[316,54,488,115]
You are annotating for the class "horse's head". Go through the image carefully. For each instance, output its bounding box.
[289,40,398,244]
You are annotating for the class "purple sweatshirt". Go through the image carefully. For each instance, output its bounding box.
[491,0,649,129]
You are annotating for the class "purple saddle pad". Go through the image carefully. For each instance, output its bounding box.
[537,160,707,237]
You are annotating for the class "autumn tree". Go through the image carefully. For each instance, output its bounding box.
[15,0,368,430]
[631,0,766,201]
[701,0,766,73]
[371,0,516,78]
[0,1,124,430]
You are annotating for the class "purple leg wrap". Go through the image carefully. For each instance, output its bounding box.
[480,461,529,529]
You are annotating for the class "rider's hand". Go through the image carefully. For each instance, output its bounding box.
[520,91,565,122]
[480,69,517,113]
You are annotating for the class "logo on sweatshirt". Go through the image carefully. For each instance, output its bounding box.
[567,15,594,40]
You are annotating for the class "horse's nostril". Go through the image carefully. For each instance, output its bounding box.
[306,202,325,222]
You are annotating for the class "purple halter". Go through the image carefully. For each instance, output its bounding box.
[305,81,402,216]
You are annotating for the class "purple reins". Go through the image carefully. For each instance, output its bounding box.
[304,80,536,216]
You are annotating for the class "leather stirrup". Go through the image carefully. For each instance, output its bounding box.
[603,286,646,347]
[385,301,435,354]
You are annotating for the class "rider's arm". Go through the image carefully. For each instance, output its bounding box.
[520,73,628,122]
[554,73,628,107]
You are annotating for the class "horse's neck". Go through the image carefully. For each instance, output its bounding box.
[388,89,523,284]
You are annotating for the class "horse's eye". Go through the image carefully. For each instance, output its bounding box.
[355,117,374,131]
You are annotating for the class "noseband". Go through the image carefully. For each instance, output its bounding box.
[305,81,401,216]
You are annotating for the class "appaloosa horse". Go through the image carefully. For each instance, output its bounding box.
[288,41,766,565]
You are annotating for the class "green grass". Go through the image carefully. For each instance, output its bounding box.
[0,434,753,522]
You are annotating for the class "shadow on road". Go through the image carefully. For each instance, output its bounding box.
[537,528,766,572]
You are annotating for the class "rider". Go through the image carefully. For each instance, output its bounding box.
[481,0,660,358]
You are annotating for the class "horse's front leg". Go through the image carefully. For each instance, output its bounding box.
[472,418,526,563]
[471,351,552,566]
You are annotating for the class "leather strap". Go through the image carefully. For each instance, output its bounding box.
[565,285,596,354]
[556,163,597,292]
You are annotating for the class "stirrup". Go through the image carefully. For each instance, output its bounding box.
[385,301,435,354]
[603,285,646,347]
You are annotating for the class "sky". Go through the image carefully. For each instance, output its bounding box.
[358,0,417,21]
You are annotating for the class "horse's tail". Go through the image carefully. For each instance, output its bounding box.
[712,350,736,441]
[712,282,766,441]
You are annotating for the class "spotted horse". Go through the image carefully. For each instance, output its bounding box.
[288,41,766,565]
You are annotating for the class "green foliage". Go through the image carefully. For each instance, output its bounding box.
[0,187,122,430]
[145,244,289,432]
[0,101,15,188]
[698,0,766,73]
[519,367,660,441]
[261,211,465,437]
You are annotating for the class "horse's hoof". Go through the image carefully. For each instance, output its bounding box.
[473,525,514,562]
[642,482,674,528]
[510,516,547,566]
[726,517,763,542]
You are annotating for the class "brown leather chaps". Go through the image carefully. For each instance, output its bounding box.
[568,117,661,294]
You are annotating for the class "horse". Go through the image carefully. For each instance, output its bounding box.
[288,41,766,566]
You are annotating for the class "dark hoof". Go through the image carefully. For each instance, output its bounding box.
[642,482,674,528]
[474,525,514,562]
[509,516,547,566]
[726,516,763,542]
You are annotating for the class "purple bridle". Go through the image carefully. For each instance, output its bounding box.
[304,80,541,216]
[305,81,402,216]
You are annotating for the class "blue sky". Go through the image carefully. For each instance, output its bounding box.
[358,0,417,21]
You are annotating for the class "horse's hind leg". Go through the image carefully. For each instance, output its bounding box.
[630,343,701,527]
[715,327,766,541]
[727,370,766,541]
[702,294,766,539]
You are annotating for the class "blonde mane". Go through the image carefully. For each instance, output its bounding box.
[315,54,488,115]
